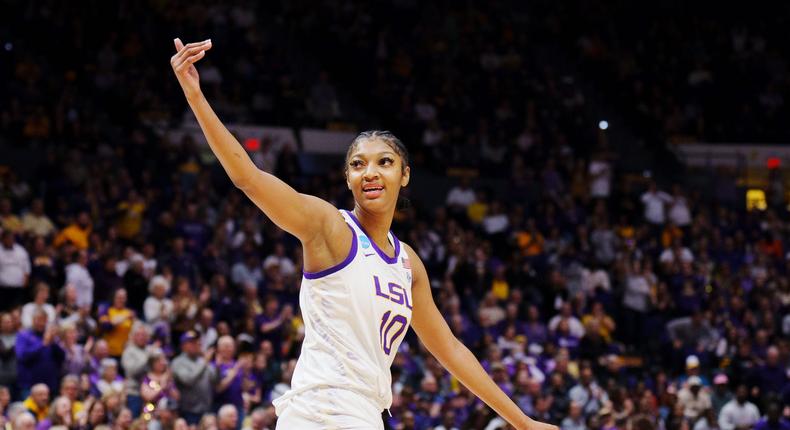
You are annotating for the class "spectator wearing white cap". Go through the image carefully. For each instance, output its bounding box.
[677,376,711,421]
[678,355,711,388]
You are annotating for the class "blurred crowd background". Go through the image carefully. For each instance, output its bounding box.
[1,1,789,430]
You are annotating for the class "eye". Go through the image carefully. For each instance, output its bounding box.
[349,160,363,168]
[379,157,394,166]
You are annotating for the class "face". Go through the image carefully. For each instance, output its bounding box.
[154,283,166,298]
[220,409,238,429]
[153,356,168,373]
[115,408,133,428]
[89,402,106,423]
[103,364,118,380]
[1,233,13,248]
[0,387,9,405]
[346,137,410,213]
[133,327,149,346]
[183,339,200,356]
[32,386,49,407]
[174,418,189,430]
[250,411,265,430]
[77,212,90,228]
[63,326,78,343]
[36,287,49,302]
[114,289,127,307]
[61,380,78,400]
[0,314,12,332]
[56,397,71,416]
[265,298,278,315]
[736,386,748,402]
[32,313,48,332]
[16,416,35,430]
[217,337,235,359]
[94,340,109,358]
[201,416,218,430]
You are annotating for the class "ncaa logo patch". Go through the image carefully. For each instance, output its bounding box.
[359,235,371,249]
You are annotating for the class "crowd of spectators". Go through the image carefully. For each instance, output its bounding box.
[3,133,790,430]
[562,1,790,143]
[2,1,790,430]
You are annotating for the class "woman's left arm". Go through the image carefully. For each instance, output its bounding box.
[405,245,557,430]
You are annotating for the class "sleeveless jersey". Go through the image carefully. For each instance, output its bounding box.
[273,209,414,417]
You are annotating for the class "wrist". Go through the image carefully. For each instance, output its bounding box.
[186,90,205,105]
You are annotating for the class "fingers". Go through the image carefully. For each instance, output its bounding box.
[174,46,211,72]
[170,39,212,69]
[185,48,207,64]
[173,38,209,52]
[171,43,211,67]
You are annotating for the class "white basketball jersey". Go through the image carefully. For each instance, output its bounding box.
[273,209,413,417]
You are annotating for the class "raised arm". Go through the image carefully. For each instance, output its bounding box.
[169,38,340,243]
[405,244,557,430]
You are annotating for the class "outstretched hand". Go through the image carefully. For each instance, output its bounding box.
[170,38,212,101]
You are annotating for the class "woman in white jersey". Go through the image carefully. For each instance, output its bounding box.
[170,38,558,430]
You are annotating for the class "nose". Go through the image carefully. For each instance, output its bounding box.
[363,164,379,181]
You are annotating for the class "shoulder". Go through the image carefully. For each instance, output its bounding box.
[401,242,428,282]
[401,241,417,257]
[401,242,424,269]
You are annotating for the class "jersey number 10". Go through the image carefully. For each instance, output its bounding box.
[379,310,407,355]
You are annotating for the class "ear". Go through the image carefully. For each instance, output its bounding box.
[401,166,411,187]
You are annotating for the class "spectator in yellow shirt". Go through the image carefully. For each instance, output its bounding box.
[22,199,55,238]
[466,190,489,224]
[0,198,23,234]
[515,218,544,257]
[23,383,50,422]
[581,301,616,343]
[53,212,92,250]
[491,265,510,300]
[115,190,146,241]
[99,288,136,358]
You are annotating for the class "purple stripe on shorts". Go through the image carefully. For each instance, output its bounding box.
[302,223,358,279]
[344,210,399,264]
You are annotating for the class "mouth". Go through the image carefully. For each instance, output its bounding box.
[362,184,384,198]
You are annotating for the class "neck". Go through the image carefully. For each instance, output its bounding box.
[352,205,395,248]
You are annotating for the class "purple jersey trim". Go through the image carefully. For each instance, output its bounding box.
[344,210,400,264]
[302,223,358,279]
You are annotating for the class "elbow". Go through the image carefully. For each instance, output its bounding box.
[231,175,251,190]
[230,166,258,190]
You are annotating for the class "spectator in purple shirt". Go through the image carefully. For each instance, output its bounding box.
[16,310,64,396]
[750,346,788,400]
[214,336,246,425]
[754,402,790,430]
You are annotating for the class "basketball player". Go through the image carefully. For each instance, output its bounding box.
[170,38,557,430]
